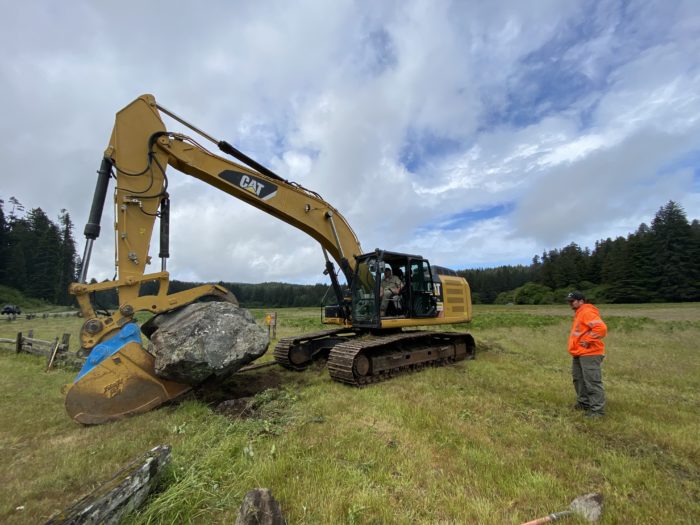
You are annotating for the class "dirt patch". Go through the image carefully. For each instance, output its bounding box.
[194,367,284,404]
[214,396,256,418]
[193,363,312,407]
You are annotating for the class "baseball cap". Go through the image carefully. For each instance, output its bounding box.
[566,291,585,302]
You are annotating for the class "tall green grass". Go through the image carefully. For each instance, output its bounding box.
[0,304,698,524]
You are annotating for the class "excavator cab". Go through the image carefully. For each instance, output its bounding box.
[350,250,438,328]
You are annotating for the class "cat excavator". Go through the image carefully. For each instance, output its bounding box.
[65,94,475,425]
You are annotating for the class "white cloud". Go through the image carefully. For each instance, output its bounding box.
[0,0,698,287]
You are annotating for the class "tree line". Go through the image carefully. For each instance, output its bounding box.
[1,197,698,308]
[0,196,333,309]
[0,198,79,305]
[459,201,700,304]
[88,280,331,312]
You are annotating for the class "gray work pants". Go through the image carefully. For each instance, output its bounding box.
[572,355,605,414]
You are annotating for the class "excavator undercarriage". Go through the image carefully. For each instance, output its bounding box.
[273,329,475,386]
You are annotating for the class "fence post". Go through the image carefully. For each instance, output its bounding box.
[61,333,71,353]
[16,332,22,354]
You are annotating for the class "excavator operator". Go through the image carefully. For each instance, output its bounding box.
[380,267,403,316]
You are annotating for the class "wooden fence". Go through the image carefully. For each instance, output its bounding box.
[0,331,79,370]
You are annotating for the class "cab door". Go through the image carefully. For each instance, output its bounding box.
[408,259,438,318]
[350,256,381,327]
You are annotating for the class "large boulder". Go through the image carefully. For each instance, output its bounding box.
[147,302,269,385]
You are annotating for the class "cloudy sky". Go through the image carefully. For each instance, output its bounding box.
[1,0,699,285]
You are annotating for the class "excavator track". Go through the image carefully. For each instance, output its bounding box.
[273,327,358,370]
[327,331,475,386]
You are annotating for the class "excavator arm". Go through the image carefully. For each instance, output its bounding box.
[66,94,362,424]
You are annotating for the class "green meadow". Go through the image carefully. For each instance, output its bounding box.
[0,303,698,524]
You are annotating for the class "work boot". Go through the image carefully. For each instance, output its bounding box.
[572,403,588,411]
[585,411,604,418]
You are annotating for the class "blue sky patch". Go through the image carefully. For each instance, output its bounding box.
[481,0,664,131]
[658,149,700,185]
[400,128,464,172]
[417,202,514,233]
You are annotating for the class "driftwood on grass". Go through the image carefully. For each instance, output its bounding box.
[45,444,172,525]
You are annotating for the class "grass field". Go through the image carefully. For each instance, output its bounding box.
[0,303,698,524]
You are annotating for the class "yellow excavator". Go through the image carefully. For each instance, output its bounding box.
[65,94,475,425]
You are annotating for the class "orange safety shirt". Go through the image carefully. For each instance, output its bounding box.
[568,303,607,357]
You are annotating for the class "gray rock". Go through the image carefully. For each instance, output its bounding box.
[235,488,286,525]
[147,302,269,385]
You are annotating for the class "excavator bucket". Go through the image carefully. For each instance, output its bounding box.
[65,323,190,425]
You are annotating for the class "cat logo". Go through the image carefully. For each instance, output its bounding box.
[219,170,278,201]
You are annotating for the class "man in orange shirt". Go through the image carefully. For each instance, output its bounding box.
[567,291,607,417]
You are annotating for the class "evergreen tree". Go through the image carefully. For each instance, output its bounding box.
[7,196,24,221]
[25,208,62,300]
[587,239,611,284]
[6,242,27,290]
[539,249,558,289]
[600,237,628,302]
[612,226,656,303]
[0,200,8,284]
[554,243,584,288]
[56,210,79,305]
[650,201,698,301]
[690,219,700,298]
[5,212,29,291]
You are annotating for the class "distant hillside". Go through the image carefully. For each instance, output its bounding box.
[0,284,54,311]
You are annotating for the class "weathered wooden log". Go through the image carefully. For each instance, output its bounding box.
[24,336,56,348]
[45,444,172,525]
[21,344,50,357]
[235,488,286,525]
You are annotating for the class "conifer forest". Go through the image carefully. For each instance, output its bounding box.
[1,197,698,307]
